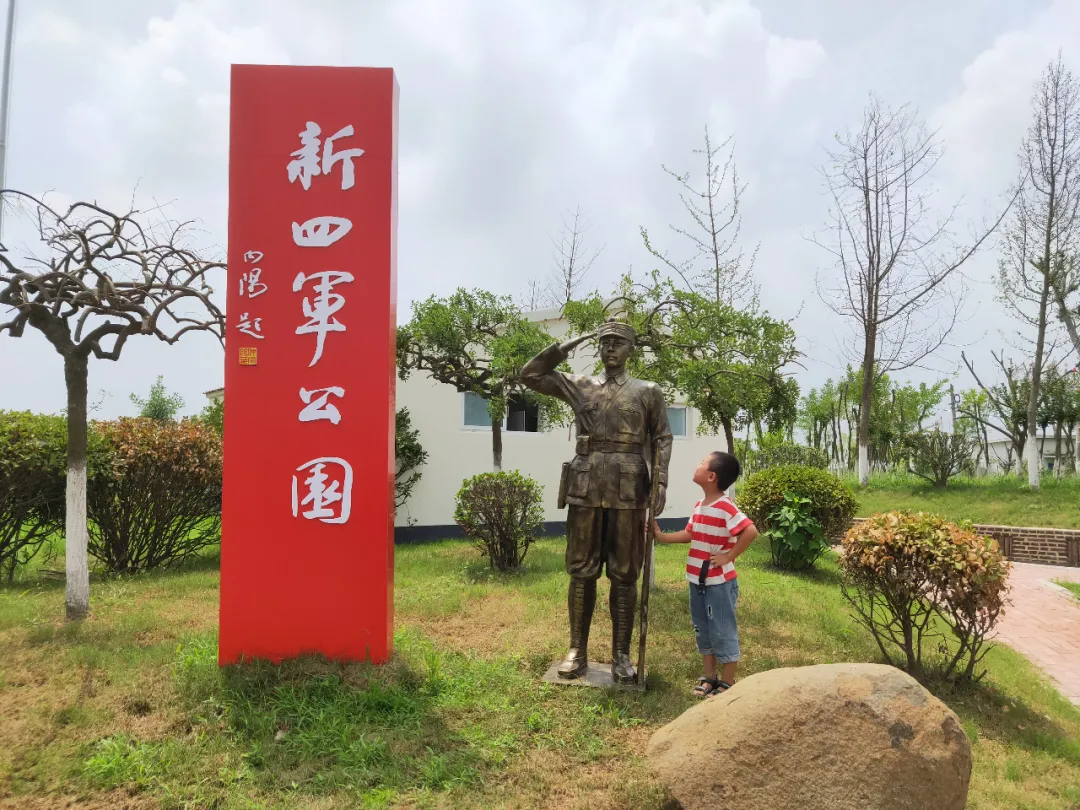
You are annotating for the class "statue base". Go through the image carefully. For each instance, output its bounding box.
[539,659,643,690]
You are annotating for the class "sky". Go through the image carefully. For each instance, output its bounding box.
[0,0,1078,421]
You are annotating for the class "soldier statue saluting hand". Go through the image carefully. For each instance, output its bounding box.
[520,319,673,683]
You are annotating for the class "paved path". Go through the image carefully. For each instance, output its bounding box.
[994,562,1080,705]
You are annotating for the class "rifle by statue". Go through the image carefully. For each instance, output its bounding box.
[636,443,663,691]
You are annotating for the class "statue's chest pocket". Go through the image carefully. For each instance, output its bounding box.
[616,405,643,436]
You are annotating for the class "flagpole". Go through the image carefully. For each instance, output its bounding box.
[0,0,17,248]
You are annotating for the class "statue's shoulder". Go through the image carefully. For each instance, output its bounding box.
[628,376,666,402]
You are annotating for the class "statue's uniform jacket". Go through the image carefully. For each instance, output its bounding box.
[520,342,673,583]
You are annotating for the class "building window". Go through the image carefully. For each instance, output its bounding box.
[668,406,688,437]
[463,392,491,428]
[507,394,539,433]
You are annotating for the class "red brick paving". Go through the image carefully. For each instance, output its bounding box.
[994,562,1080,705]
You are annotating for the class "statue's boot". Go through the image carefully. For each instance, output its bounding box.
[610,581,638,684]
[557,578,595,679]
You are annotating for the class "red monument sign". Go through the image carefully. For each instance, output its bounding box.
[220,65,398,666]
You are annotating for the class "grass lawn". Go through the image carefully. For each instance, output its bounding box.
[1,539,1079,809]
[855,473,1080,529]
[1055,580,1080,601]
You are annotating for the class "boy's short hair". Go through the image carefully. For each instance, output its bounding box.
[707,451,741,490]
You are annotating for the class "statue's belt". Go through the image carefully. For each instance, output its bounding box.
[575,436,644,455]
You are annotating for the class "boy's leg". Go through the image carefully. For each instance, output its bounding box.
[703,654,718,680]
[708,578,741,690]
[688,584,719,695]
[720,659,737,685]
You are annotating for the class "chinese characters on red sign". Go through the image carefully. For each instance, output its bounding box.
[220,66,398,666]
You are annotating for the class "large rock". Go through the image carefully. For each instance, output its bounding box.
[646,663,971,810]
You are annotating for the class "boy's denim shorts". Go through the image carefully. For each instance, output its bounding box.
[688,578,740,663]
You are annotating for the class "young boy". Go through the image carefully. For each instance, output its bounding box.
[652,451,757,698]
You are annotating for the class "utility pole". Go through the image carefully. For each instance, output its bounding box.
[0,0,16,249]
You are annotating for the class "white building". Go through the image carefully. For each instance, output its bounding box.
[981,434,1076,475]
[207,308,727,539]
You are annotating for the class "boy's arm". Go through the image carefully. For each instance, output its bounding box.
[710,524,758,567]
[651,520,691,544]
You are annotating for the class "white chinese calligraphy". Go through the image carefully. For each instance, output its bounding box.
[237,312,265,340]
[243,250,264,264]
[240,267,268,299]
[291,457,353,523]
[286,122,365,191]
[292,216,353,248]
[299,386,345,425]
[293,270,354,366]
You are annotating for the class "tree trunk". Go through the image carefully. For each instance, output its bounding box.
[1027,276,1050,488]
[64,352,90,621]
[858,345,875,487]
[1076,423,1080,474]
[491,415,503,471]
[1055,421,1062,476]
[720,415,735,457]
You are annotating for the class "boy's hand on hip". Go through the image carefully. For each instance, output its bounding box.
[710,551,734,567]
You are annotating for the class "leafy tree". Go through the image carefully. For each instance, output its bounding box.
[130,375,185,421]
[961,351,1035,476]
[0,193,223,619]
[955,389,992,471]
[395,408,428,509]
[397,289,565,470]
[564,276,799,452]
[197,400,224,436]
[799,369,946,472]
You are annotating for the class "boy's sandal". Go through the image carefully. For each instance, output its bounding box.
[708,680,733,696]
[692,677,720,697]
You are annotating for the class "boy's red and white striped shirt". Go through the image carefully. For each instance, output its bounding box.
[684,495,752,586]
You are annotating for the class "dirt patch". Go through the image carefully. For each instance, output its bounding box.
[0,790,158,809]
[405,592,532,656]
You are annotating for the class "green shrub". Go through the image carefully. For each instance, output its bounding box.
[839,511,1011,683]
[454,471,544,572]
[88,418,222,573]
[761,492,828,570]
[738,465,857,557]
[902,429,977,488]
[0,411,66,578]
[753,443,829,471]
[0,411,109,579]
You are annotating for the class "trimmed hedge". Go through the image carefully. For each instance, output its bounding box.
[88,418,223,574]
[738,465,858,547]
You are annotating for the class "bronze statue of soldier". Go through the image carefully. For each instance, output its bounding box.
[520,319,672,683]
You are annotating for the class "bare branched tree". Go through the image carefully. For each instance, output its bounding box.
[520,278,546,312]
[1003,54,1080,488]
[0,191,225,619]
[546,205,604,309]
[812,96,1011,486]
[641,126,759,307]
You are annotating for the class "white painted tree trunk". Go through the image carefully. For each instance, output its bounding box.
[1026,439,1041,489]
[858,442,869,487]
[64,352,90,620]
[65,456,89,619]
